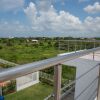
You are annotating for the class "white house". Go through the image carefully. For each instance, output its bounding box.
[31,39,38,43]
[16,71,39,91]
[26,39,39,43]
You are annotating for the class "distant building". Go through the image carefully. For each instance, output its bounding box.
[8,36,14,39]
[31,39,38,43]
[26,39,39,44]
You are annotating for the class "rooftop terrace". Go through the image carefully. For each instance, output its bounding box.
[0,40,100,100]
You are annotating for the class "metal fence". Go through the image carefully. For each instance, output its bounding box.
[58,40,100,52]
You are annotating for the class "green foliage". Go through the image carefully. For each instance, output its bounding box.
[6,39,13,46]
[2,80,16,95]
[0,38,65,64]
[0,37,98,100]
[62,65,76,80]
[54,41,59,48]
[42,67,54,75]
[5,83,53,100]
[0,45,3,49]
[40,78,53,86]
[42,65,76,82]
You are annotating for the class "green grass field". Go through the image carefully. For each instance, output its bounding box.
[0,40,65,65]
[5,83,53,100]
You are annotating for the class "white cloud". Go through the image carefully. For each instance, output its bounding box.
[84,2,100,13]
[79,0,90,3]
[0,20,30,35]
[0,1,100,37]
[24,2,37,21]
[24,2,82,33]
[0,0,24,11]
[24,2,100,35]
[36,0,52,12]
[84,16,100,33]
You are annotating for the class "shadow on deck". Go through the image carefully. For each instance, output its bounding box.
[62,89,74,100]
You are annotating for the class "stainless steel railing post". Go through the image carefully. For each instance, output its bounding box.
[97,64,100,100]
[54,64,62,100]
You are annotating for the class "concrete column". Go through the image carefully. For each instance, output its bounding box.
[97,64,100,100]
[54,64,62,100]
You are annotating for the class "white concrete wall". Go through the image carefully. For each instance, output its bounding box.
[59,50,100,100]
[16,71,39,91]
[74,61,99,100]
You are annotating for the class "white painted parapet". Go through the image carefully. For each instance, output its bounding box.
[16,71,39,91]
[59,50,100,100]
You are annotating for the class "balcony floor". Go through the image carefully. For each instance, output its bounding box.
[62,91,74,100]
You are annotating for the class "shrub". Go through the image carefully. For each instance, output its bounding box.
[2,80,16,95]
[0,45,3,49]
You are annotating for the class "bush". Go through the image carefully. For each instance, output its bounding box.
[40,77,53,86]
[2,80,16,95]
[54,41,59,48]
[0,45,3,49]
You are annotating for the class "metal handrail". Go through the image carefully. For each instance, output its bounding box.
[0,47,100,82]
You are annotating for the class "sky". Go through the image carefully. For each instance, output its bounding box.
[0,0,100,37]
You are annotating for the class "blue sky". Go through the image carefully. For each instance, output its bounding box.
[0,0,100,37]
